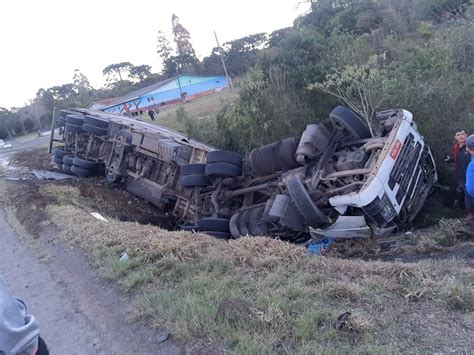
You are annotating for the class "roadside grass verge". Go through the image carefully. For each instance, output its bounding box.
[32,185,473,353]
[5,182,474,353]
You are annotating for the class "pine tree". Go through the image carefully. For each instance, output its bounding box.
[156,30,173,61]
[171,14,199,72]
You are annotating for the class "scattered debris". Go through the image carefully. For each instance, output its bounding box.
[119,253,129,262]
[90,212,108,223]
[155,330,170,344]
[334,311,352,330]
[308,238,335,255]
[33,170,74,181]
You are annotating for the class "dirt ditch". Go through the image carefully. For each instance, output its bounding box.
[4,147,174,236]
[5,146,474,261]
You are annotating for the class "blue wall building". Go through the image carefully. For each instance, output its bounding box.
[100,75,229,115]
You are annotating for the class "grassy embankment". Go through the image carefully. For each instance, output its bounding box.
[138,89,238,132]
[3,173,472,353]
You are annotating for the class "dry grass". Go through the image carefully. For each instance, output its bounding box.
[45,199,474,353]
[5,181,474,353]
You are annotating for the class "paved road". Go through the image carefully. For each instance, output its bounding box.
[0,135,180,354]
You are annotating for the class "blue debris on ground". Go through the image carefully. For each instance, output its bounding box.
[308,238,335,255]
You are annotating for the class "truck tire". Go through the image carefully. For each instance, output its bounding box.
[180,163,206,176]
[205,162,241,177]
[82,123,108,136]
[180,174,211,187]
[52,148,69,159]
[71,165,96,177]
[197,218,231,232]
[206,150,243,167]
[59,109,77,119]
[72,157,98,170]
[62,164,72,173]
[84,115,109,129]
[65,123,83,134]
[62,155,75,165]
[286,175,329,227]
[57,117,66,127]
[329,106,371,139]
[53,156,64,165]
[66,114,84,126]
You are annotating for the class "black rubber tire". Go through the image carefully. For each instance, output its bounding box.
[82,123,108,136]
[73,157,98,170]
[286,175,329,227]
[59,109,77,119]
[52,147,69,159]
[205,162,241,177]
[62,164,72,173]
[181,174,211,187]
[181,163,206,176]
[53,156,64,165]
[329,106,371,139]
[205,231,231,239]
[66,114,84,125]
[65,123,83,134]
[197,218,231,232]
[206,150,243,167]
[62,155,75,165]
[71,165,96,177]
[84,115,109,129]
[57,117,66,127]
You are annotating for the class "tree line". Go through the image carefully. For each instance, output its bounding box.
[0,13,273,139]
[177,0,473,185]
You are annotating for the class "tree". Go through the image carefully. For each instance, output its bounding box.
[156,30,173,61]
[129,64,152,83]
[171,14,199,72]
[72,69,92,89]
[73,69,93,106]
[0,107,13,139]
[102,62,133,86]
[310,60,389,135]
[25,101,47,134]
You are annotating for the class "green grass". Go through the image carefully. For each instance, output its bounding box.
[137,89,237,132]
[5,182,474,353]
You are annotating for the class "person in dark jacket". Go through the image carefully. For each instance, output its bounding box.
[446,129,472,214]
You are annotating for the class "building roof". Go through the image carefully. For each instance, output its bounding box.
[87,96,123,110]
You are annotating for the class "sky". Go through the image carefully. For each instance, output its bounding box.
[0,0,311,108]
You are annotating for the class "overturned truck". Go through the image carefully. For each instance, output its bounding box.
[50,106,437,241]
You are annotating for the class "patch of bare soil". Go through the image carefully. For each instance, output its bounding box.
[9,147,55,171]
[6,147,174,237]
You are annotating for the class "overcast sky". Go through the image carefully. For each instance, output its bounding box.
[0,0,310,108]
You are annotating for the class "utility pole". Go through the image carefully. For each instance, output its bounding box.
[214,30,232,89]
[176,68,184,102]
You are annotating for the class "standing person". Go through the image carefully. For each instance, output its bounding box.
[446,129,472,214]
[465,135,474,210]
